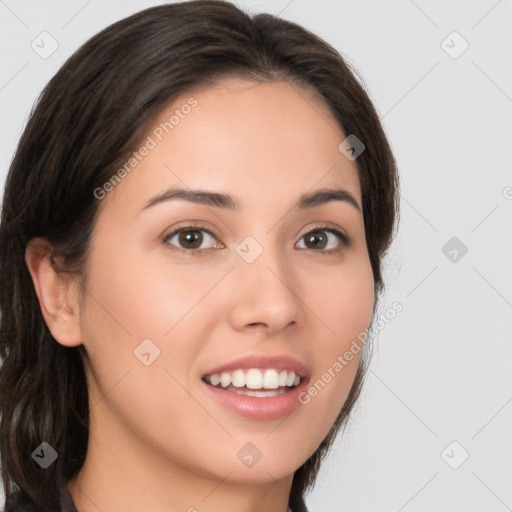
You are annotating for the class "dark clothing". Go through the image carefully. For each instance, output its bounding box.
[4,485,309,512]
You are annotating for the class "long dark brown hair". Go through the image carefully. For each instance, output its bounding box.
[0,1,400,510]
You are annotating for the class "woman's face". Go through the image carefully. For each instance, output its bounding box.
[75,78,374,488]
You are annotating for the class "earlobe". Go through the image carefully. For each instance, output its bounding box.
[24,237,83,347]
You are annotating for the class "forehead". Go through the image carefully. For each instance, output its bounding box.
[102,77,362,216]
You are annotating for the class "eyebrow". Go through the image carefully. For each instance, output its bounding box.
[142,186,362,213]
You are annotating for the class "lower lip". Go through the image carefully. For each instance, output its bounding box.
[201,378,310,420]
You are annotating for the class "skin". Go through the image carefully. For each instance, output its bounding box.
[25,78,375,512]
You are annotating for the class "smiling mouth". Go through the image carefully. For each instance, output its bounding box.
[202,368,301,397]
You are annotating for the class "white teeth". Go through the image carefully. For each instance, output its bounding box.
[245,368,263,389]
[286,371,296,387]
[220,372,231,388]
[232,388,288,397]
[205,368,302,390]
[232,369,245,388]
[263,369,279,389]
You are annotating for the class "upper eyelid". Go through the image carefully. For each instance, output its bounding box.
[297,222,348,239]
[163,222,218,240]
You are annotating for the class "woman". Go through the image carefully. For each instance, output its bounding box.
[0,1,399,511]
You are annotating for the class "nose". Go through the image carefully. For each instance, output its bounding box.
[227,242,306,335]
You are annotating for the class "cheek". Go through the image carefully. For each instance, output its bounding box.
[298,255,374,435]
[83,244,225,344]
[308,253,374,345]
[79,244,233,413]
[78,250,222,462]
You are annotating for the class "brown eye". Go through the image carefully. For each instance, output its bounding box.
[296,226,348,253]
[163,226,219,253]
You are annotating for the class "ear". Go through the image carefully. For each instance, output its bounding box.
[25,237,83,347]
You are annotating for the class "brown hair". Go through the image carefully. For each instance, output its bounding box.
[0,1,399,510]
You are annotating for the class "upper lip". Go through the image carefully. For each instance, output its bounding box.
[202,354,310,379]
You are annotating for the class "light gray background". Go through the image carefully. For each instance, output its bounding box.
[1,1,511,511]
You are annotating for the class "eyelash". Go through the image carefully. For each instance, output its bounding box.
[162,222,350,256]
